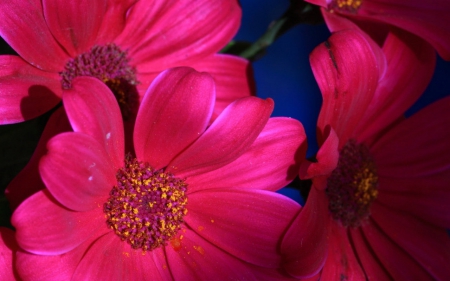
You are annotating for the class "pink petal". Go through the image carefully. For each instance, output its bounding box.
[187,117,306,192]
[372,96,450,178]
[165,227,259,280]
[348,226,392,279]
[281,189,329,279]
[371,203,450,280]
[168,97,273,177]
[0,55,62,124]
[15,227,104,281]
[42,0,105,56]
[0,228,19,281]
[357,0,450,60]
[63,76,124,169]
[299,127,339,191]
[134,67,215,169]
[5,108,71,211]
[319,222,366,280]
[189,54,256,120]
[311,30,379,144]
[377,173,450,228]
[356,31,436,144]
[185,188,300,268]
[0,0,69,71]
[12,190,107,255]
[95,0,138,44]
[39,132,116,212]
[72,233,167,281]
[361,209,435,280]
[116,0,241,70]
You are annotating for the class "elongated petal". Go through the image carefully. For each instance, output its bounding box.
[5,108,71,210]
[0,228,18,281]
[63,76,124,169]
[361,213,434,280]
[186,189,300,268]
[168,97,273,177]
[0,0,69,71]
[40,132,116,212]
[117,0,241,70]
[371,203,450,280]
[134,67,215,169]
[96,0,137,44]
[357,31,436,144]
[12,190,106,255]
[372,96,450,178]
[357,0,450,60]
[190,54,256,120]
[166,227,258,280]
[15,227,105,281]
[187,117,306,192]
[311,30,379,144]
[42,0,105,56]
[281,188,329,278]
[72,233,167,281]
[0,56,62,124]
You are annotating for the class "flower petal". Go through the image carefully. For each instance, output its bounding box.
[0,0,69,71]
[134,67,215,169]
[311,30,379,144]
[5,108,71,210]
[0,56,62,124]
[15,227,104,281]
[117,0,241,70]
[96,0,138,44]
[185,188,300,268]
[12,190,106,255]
[42,0,105,56]
[63,76,124,170]
[0,228,19,281]
[40,132,116,212]
[372,96,450,178]
[168,97,273,177]
[189,54,256,120]
[371,203,450,280]
[357,31,436,144]
[281,188,329,279]
[187,117,306,192]
[165,227,259,280]
[72,233,168,281]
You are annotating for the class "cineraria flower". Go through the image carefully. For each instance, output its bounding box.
[281,30,450,280]
[0,0,253,124]
[305,0,450,60]
[12,67,306,280]
[0,227,18,281]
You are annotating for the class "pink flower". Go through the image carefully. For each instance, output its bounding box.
[306,0,450,60]
[0,227,19,281]
[0,0,253,124]
[12,67,306,280]
[281,30,450,279]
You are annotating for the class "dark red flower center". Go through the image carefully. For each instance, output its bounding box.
[104,155,188,252]
[330,0,362,13]
[326,139,378,227]
[60,44,139,120]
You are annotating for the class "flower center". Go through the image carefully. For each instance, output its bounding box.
[60,44,139,120]
[104,155,188,252]
[330,0,362,13]
[326,139,378,227]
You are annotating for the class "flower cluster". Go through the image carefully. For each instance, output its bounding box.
[0,0,449,280]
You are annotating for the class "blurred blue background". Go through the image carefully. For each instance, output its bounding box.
[235,0,450,204]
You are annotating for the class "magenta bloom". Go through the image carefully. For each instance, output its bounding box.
[281,30,450,280]
[12,67,306,280]
[0,0,252,124]
[0,228,18,281]
[306,0,450,60]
